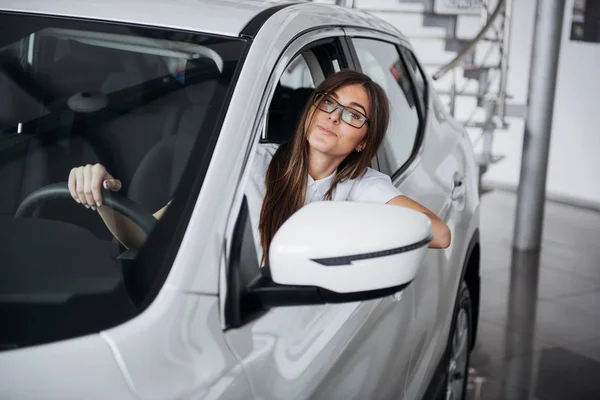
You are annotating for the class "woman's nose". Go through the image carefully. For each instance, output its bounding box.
[328,108,342,123]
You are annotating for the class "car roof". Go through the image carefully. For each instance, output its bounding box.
[0,0,405,41]
[0,0,285,37]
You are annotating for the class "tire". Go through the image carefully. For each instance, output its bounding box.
[444,281,472,400]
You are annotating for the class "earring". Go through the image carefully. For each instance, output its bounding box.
[355,145,364,152]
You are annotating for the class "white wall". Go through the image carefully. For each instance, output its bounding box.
[350,0,600,209]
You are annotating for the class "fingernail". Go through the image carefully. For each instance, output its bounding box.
[85,205,90,209]
[91,206,96,211]
[96,202,101,208]
[76,199,81,204]
[103,182,109,189]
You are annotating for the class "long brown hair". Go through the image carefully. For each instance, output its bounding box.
[259,69,390,262]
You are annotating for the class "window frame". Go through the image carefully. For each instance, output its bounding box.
[261,36,351,143]
[342,32,428,181]
[221,29,355,329]
[399,47,428,119]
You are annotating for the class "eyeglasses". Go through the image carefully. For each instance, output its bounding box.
[313,93,369,129]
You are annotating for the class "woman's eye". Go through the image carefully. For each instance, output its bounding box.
[324,99,334,106]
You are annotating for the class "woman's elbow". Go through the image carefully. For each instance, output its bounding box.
[430,224,451,249]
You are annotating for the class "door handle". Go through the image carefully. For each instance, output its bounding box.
[451,172,465,201]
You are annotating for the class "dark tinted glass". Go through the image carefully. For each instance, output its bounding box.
[0,13,245,350]
[352,38,421,175]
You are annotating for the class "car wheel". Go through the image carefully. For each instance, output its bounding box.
[445,281,472,400]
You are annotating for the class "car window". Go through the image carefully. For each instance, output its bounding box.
[246,39,347,267]
[0,13,245,350]
[351,38,422,176]
[263,38,346,145]
[227,37,349,325]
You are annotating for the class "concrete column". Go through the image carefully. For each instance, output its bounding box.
[513,0,565,251]
[502,251,540,396]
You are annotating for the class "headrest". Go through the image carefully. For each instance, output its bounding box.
[266,87,314,144]
[67,91,109,113]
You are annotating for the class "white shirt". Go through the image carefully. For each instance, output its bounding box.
[245,143,402,261]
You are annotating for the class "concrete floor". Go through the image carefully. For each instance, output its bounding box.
[466,190,600,400]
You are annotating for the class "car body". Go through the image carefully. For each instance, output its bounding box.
[0,1,481,399]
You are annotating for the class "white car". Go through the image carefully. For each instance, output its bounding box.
[0,1,481,399]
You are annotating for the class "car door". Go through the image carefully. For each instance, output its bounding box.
[345,31,460,398]
[395,46,471,400]
[221,30,416,400]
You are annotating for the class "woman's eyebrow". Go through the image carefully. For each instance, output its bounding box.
[329,92,367,115]
[349,102,367,115]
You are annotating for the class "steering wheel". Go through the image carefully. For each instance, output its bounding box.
[15,182,157,234]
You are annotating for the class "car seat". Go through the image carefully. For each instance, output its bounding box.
[264,86,314,144]
[125,57,221,213]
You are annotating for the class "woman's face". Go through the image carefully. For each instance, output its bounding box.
[306,83,370,159]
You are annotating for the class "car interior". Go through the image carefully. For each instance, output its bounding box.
[0,23,241,349]
[262,40,345,145]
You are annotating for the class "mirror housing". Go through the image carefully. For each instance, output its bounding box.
[227,200,433,328]
[269,201,432,293]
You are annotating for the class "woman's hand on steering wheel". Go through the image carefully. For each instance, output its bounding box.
[68,164,122,210]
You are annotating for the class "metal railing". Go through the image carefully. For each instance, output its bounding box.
[331,0,516,184]
[432,0,506,80]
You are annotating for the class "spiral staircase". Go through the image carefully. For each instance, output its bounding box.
[315,0,527,194]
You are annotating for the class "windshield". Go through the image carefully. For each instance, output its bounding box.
[0,13,245,350]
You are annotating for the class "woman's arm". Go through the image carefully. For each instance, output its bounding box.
[69,164,169,250]
[386,195,451,249]
[97,207,148,250]
[96,204,169,250]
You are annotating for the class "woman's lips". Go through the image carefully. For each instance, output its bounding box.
[317,125,337,136]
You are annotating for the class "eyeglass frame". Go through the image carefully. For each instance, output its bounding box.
[312,92,369,129]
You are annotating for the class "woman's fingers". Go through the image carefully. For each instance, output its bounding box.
[82,165,96,209]
[90,164,106,207]
[69,163,116,210]
[103,178,122,192]
[74,167,87,207]
[68,168,79,203]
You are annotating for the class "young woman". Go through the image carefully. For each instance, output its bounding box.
[68,70,451,255]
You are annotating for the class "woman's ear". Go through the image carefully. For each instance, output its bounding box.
[355,142,366,152]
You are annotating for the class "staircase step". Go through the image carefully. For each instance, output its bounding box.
[463,64,499,80]
[460,121,510,130]
[438,89,477,96]
[436,90,512,99]
[480,98,528,119]
[475,153,506,166]
[364,12,453,39]
[420,62,501,73]
[406,35,502,43]
[354,0,430,13]
[437,89,481,97]
[479,186,496,196]
[503,103,528,119]
[421,13,456,31]
[356,4,483,17]
[433,0,482,15]
[498,102,528,119]
[443,37,502,52]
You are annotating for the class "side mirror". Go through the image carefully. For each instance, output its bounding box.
[227,200,432,328]
[268,201,431,295]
